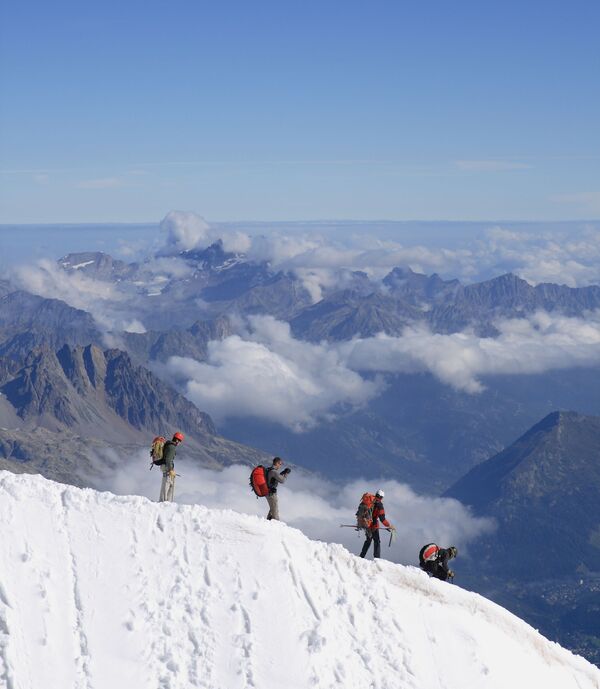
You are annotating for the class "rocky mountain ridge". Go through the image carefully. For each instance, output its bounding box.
[444,410,600,665]
[445,409,600,579]
[1,343,215,442]
[55,247,600,340]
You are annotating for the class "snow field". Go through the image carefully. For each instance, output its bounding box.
[0,471,599,689]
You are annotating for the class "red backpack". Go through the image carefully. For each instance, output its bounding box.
[421,543,440,562]
[356,493,375,528]
[249,465,269,497]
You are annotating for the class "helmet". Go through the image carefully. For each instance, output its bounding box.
[376,489,385,498]
[448,546,458,559]
[173,432,184,442]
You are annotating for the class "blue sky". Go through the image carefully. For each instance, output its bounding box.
[1,0,599,223]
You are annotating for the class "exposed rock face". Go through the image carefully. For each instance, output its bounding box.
[102,347,215,435]
[445,411,600,578]
[1,344,215,442]
[0,291,103,379]
[0,291,99,337]
[123,316,234,363]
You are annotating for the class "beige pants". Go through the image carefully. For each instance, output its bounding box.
[266,493,279,520]
[159,472,175,502]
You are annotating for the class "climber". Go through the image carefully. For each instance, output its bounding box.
[359,489,395,559]
[266,456,291,521]
[419,544,458,581]
[159,432,184,502]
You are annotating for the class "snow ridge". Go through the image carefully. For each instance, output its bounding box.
[0,472,598,689]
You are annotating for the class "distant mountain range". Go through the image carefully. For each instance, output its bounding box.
[292,269,600,340]
[54,244,600,338]
[2,245,600,491]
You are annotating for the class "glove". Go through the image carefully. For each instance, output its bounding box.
[281,467,291,475]
[447,570,455,578]
[168,469,176,478]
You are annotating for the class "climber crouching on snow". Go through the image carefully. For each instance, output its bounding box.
[419,544,457,581]
[266,456,291,521]
[159,432,184,502]
[360,489,395,559]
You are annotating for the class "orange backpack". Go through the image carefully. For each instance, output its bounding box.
[356,493,375,528]
[249,465,270,497]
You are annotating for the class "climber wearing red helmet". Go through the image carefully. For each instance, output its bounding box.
[159,432,184,502]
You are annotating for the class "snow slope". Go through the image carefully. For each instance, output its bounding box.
[0,472,598,689]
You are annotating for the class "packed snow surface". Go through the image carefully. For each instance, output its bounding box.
[0,472,598,689]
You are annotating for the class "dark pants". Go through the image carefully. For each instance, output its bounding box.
[421,561,450,581]
[360,528,381,558]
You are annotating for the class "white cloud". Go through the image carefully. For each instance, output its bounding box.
[160,210,211,251]
[160,210,252,254]
[165,312,600,428]
[156,211,600,292]
[241,222,600,291]
[12,258,148,335]
[247,233,335,265]
[137,256,194,280]
[339,311,600,393]
[97,456,495,566]
[14,259,126,330]
[166,315,381,430]
[471,225,600,287]
[123,319,147,334]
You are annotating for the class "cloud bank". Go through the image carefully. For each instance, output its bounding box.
[166,312,600,427]
[158,212,600,298]
[340,311,600,393]
[167,315,381,430]
[13,258,132,332]
[160,210,251,254]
